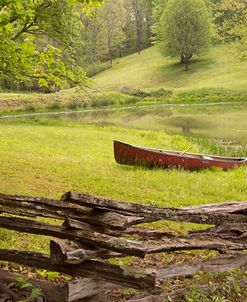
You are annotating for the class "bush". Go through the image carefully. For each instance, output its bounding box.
[90,92,140,108]
[175,88,247,103]
[24,104,36,112]
[66,101,78,110]
[118,86,173,99]
[118,86,149,98]
[47,102,61,110]
[85,62,112,77]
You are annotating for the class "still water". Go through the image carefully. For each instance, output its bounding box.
[24,103,247,149]
[2,102,246,149]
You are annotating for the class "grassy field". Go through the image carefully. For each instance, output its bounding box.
[0,119,246,253]
[1,119,246,204]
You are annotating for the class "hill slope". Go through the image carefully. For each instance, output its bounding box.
[1,44,247,114]
[93,45,247,92]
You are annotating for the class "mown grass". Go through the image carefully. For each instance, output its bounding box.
[0,119,246,252]
[93,45,247,92]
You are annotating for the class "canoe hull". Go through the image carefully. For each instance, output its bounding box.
[114,141,247,171]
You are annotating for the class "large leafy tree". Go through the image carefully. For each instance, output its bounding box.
[157,0,211,70]
[0,0,102,90]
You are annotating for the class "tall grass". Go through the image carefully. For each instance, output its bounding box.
[186,135,247,157]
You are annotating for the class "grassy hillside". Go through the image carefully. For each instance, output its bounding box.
[1,45,247,114]
[94,45,247,92]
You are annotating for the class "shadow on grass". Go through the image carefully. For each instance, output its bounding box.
[156,57,215,84]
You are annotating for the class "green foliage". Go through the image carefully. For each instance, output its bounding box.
[157,0,212,69]
[212,0,247,43]
[15,278,32,290]
[81,0,126,65]
[0,0,100,90]
[152,0,168,35]
[85,62,112,77]
[119,86,172,98]
[15,278,43,302]
[175,88,247,104]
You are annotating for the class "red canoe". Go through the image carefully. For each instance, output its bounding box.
[113,140,247,171]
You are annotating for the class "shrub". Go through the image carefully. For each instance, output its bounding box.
[119,86,173,99]
[85,62,112,77]
[175,88,247,103]
[47,102,61,110]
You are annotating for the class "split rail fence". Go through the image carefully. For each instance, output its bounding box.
[0,191,246,301]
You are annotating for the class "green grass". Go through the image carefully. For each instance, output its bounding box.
[0,119,246,205]
[1,45,247,114]
[93,45,247,92]
[0,118,246,269]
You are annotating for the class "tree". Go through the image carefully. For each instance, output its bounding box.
[152,0,167,22]
[156,0,211,70]
[125,0,153,54]
[0,0,102,90]
[212,0,247,43]
[98,0,126,65]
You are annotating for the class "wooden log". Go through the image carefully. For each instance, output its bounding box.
[63,219,247,254]
[1,216,246,259]
[0,193,129,230]
[0,268,115,302]
[182,202,247,215]
[66,278,116,302]
[0,283,18,300]
[62,192,247,225]
[0,267,68,302]
[61,191,172,216]
[148,237,247,254]
[156,254,247,279]
[64,218,175,239]
[50,239,121,264]
[0,250,156,291]
[0,216,147,257]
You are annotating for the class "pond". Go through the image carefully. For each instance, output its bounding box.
[24,103,247,148]
[2,102,247,154]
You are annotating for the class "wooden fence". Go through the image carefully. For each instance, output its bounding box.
[0,191,246,301]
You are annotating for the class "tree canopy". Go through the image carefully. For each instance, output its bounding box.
[156,0,211,70]
[0,0,102,90]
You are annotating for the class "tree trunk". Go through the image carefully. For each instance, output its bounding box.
[108,34,113,65]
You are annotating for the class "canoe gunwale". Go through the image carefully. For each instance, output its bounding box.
[114,140,247,164]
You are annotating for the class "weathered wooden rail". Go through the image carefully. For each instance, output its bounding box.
[0,191,246,301]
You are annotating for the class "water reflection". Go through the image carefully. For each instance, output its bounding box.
[25,103,247,148]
